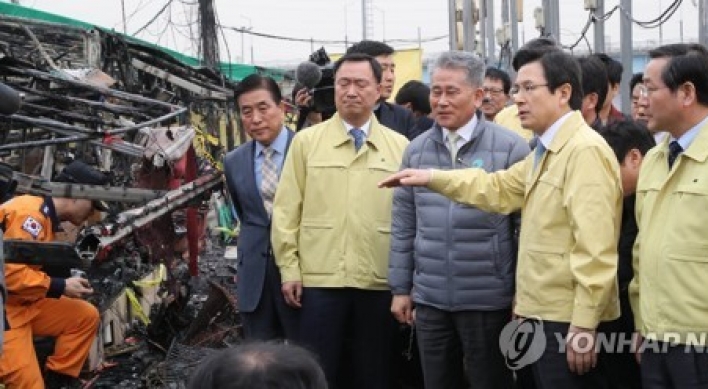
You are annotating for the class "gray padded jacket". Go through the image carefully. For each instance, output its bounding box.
[388,114,530,311]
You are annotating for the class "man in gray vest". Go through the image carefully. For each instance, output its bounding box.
[389,51,529,388]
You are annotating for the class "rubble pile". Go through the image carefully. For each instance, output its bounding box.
[85,239,241,388]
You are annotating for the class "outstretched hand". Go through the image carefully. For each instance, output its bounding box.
[378,169,432,188]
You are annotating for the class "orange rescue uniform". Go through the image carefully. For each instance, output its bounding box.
[0,195,99,389]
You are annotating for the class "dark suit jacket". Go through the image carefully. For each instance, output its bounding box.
[223,129,295,313]
[377,102,417,141]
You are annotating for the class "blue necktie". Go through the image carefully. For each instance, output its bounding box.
[534,141,546,170]
[350,128,365,151]
[668,140,683,169]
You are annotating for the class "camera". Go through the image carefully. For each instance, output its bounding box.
[296,48,335,115]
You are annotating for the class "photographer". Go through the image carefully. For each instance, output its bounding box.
[0,160,104,388]
[293,84,323,131]
[294,48,337,132]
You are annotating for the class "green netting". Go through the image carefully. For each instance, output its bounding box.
[0,2,284,81]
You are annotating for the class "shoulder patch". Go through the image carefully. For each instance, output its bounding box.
[22,216,43,239]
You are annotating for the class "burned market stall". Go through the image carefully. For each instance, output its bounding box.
[0,9,245,388]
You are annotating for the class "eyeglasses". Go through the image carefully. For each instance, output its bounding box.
[637,84,668,99]
[510,83,549,96]
[483,87,505,96]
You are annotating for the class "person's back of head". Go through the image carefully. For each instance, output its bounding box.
[577,56,609,123]
[600,121,655,195]
[188,342,328,389]
[395,80,431,116]
[593,53,623,86]
[346,40,394,57]
[601,121,656,162]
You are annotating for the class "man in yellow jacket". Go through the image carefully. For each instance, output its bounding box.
[379,41,622,388]
[630,43,708,388]
[271,53,408,389]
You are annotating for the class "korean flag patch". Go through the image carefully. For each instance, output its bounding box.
[22,216,43,239]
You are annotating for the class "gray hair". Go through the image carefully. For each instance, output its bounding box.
[430,51,486,87]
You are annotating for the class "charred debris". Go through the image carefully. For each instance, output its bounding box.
[0,12,250,388]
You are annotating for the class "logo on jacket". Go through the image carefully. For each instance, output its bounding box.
[472,159,484,168]
[499,317,546,370]
[22,216,43,239]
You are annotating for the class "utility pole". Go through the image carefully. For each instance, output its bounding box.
[362,0,367,40]
[121,0,127,34]
[448,0,458,50]
[486,0,496,65]
[502,0,510,41]
[700,0,708,47]
[362,0,374,40]
[510,0,520,53]
[462,0,476,52]
[593,0,605,53]
[620,0,632,114]
[198,0,223,151]
[199,0,219,69]
[479,0,487,59]
[542,0,560,41]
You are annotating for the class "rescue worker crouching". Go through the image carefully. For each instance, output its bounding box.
[0,160,107,389]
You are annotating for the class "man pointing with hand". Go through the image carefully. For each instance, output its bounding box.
[380,41,622,388]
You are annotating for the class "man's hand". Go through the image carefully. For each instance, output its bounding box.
[632,332,644,364]
[378,169,432,188]
[295,88,312,107]
[64,277,93,299]
[282,281,303,308]
[566,325,597,375]
[391,295,414,325]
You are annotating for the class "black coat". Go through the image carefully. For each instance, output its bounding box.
[376,102,417,141]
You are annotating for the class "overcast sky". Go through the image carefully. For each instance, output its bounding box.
[17,0,701,66]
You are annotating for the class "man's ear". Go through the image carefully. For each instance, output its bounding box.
[679,82,697,107]
[625,148,644,169]
[558,83,573,106]
[611,83,620,96]
[473,87,485,108]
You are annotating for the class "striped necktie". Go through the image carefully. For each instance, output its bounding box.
[261,147,278,217]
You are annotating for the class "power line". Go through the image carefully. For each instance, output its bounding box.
[133,0,175,36]
[218,24,446,46]
[620,0,683,28]
[559,0,684,53]
[563,12,594,51]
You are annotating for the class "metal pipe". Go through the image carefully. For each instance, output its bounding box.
[620,0,632,114]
